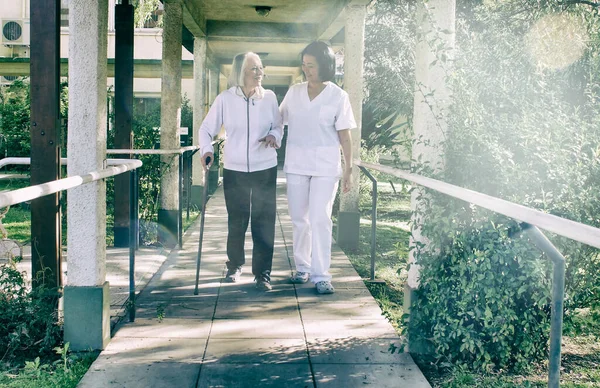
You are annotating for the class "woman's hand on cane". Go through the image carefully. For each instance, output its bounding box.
[201,152,213,171]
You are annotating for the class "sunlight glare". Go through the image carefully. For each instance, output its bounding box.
[525,13,588,70]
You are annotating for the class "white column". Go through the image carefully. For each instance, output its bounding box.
[192,36,207,188]
[65,0,110,351]
[407,0,456,290]
[67,0,108,289]
[158,0,183,246]
[337,4,366,249]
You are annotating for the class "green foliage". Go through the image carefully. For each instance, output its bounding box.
[0,346,97,388]
[409,198,552,372]
[133,0,163,29]
[106,94,194,245]
[131,99,162,244]
[0,79,68,161]
[406,0,600,374]
[0,80,31,159]
[0,259,62,362]
[446,0,600,313]
[363,0,416,151]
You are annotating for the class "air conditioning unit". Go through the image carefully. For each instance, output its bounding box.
[0,76,17,85]
[1,19,30,46]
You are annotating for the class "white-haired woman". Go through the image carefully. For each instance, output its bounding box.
[198,52,282,291]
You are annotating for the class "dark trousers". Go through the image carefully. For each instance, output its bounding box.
[223,166,277,280]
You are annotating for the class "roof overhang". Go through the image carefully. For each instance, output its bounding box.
[181,0,371,85]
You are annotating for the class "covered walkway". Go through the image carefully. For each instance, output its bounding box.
[76,173,430,387]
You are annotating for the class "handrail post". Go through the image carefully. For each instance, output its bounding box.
[186,151,191,221]
[187,148,200,219]
[128,169,137,322]
[522,224,565,388]
[135,169,139,250]
[178,153,184,248]
[358,165,378,281]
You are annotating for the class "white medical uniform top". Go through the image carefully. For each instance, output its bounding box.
[280,82,356,177]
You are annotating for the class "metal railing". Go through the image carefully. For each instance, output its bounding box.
[107,142,224,248]
[0,158,141,208]
[355,160,600,388]
[357,165,379,282]
[107,146,200,248]
[0,158,142,322]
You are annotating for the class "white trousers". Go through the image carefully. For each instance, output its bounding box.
[286,173,339,283]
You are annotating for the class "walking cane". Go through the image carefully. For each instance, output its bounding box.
[194,156,211,295]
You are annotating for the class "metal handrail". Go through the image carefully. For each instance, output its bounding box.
[357,161,600,249]
[0,158,142,322]
[357,165,378,281]
[0,159,141,208]
[106,147,201,248]
[106,146,200,155]
[355,160,600,388]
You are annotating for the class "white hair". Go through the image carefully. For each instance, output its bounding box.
[228,52,262,88]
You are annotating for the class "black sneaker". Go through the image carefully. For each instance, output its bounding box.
[225,267,242,283]
[255,277,272,291]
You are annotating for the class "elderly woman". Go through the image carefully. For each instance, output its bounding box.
[198,52,282,291]
[280,41,356,294]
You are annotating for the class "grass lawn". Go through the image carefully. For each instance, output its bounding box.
[0,351,98,388]
[0,177,31,245]
[335,179,600,388]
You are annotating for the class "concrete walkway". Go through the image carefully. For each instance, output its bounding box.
[77,176,431,388]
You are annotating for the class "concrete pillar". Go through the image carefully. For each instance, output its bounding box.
[158,0,183,247]
[337,4,366,250]
[191,36,207,207]
[64,0,110,351]
[405,0,456,349]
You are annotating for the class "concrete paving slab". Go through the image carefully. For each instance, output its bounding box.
[78,361,200,388]
[303,319,399,339]
[143,284,223,297]
[159,300,218,319]
[100,337,206,363]
[214,301,300,319]
[204,338,308,364]
[210,318,305,339]
[307,338,406,364]
[217,285,298,301]
[140,288,219,301]
[197,363,313,388]
[113,318,212,339]
[129,300,171,320]
[313,363,431,387]
[299,302,385,320]
[296,287,375,303]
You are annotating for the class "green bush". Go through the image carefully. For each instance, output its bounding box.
[409,196,552,372]
[0,80,31,159]
[0,259,62,362]
[407,0,600,373]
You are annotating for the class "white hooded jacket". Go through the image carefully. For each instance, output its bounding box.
[198,86,283,173]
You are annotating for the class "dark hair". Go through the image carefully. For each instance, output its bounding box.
[301,41,336,82]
